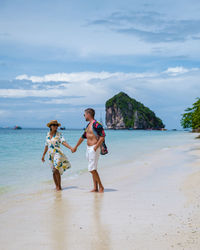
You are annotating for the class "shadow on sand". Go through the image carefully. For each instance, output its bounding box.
[104,188,118,192]
[61,186,118,192]
[62,186,78,191]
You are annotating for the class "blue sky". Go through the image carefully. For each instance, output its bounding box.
[0,0,200,128]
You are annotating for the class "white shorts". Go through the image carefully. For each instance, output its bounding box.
[86,145,100,172]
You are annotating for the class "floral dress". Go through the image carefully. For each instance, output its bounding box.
[45,131,71,175]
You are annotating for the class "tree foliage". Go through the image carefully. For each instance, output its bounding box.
[181,98,200,129]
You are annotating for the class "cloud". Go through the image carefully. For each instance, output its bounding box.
[1,67,200,128]
[0,88,85,99]
[16,72,122,83]
[0,32,10,38]
[163,66,199,76]
[6,67,200,105]
[0,109,7,115]
[0,109,11,119]
[88,11,200,43]
[15,71,159,83]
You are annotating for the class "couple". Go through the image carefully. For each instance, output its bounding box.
[42,108,106,193]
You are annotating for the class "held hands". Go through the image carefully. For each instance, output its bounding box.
[70,145,98,153]
[71,147,77,153]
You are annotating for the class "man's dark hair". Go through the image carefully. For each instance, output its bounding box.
[85,108,95,118]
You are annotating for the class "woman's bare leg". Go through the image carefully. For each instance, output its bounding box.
[55,169,62,190]
[53,171,58,189]
[52,168,61,190]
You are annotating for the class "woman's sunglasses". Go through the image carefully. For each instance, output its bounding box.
[51,124,58,127]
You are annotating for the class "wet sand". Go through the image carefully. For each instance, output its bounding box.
[1,138,200,250]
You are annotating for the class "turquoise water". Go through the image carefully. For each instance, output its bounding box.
[0,128,195,195]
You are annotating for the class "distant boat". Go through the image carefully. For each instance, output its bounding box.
[60,127,66,130]
[14,126,22,130]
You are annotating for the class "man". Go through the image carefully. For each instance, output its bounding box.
[72,108,105,193]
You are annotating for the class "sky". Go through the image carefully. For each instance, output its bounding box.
[0,0,200,129]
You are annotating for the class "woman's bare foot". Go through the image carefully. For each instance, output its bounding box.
[99,187,104,193]
[56,186,62,191]
[90,188,98,192]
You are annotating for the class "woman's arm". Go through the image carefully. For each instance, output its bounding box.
[72,137,84,152]
[62,141,73,151]
[42,145,48,162]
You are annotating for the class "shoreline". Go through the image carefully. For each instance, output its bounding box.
[0,130,195,198]
[1,134,200,249]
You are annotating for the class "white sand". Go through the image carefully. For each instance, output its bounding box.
[1,139,200,250]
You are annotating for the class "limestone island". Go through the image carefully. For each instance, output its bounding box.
[106,92,165,130]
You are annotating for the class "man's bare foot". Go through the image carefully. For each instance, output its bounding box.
[99,187,104,193]
[90,188,98,192]
[56,186,62,191]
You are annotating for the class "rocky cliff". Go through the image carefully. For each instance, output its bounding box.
[106,92,165,129]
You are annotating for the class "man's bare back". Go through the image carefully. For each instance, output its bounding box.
[86,121,98,146]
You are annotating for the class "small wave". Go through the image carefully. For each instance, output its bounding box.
[161,147,170,151]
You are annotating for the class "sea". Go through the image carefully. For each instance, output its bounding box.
[0,128,196,197]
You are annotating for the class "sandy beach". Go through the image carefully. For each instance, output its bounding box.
[1,135,200,250]
[1,0,200,249]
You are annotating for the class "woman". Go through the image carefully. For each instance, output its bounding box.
[42,120,72,191]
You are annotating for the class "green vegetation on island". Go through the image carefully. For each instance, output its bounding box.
[181,98,200,132]
[106,92,165,129]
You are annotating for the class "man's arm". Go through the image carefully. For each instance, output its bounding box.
[72,137,84,152]
[94,136,104,152]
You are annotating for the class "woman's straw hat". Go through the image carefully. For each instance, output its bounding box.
[46,120,61,128]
